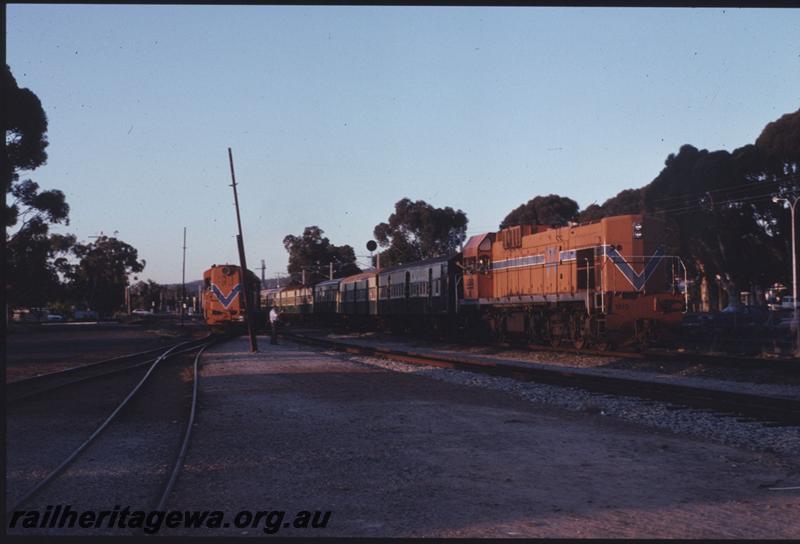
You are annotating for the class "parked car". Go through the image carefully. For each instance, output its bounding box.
[74,309,99,321]
[45,314,64,322]
[718,305,770,326]
[132,309,153,316]
[776,315,798,331]
[680,313,716,329]
[768,296,796,311]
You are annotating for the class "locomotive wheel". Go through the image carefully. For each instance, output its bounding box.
[570,314,591,350]
[648,322,663,344]
[548,314,565,348]
[494,315,508,343]
[634,319,660,348]
[528,313,546,345]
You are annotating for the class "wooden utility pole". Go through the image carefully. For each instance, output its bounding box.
[260,259,266,288]
[180,227,186,326]
[228,148,258,352]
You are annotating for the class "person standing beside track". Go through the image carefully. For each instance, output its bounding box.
[269,306,280,345]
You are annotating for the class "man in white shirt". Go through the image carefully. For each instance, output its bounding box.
[269,306,279,345]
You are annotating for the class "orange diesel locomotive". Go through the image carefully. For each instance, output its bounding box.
[461,214,686,348]
[202,264,261,330]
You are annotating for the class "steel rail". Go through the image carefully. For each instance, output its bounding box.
[7,336,215,404]
[308,326,798,369]
[6,338,207,514]
[285,332,800,426]
[155,342,211,511]
[515,342,799,369]
[7,343,184,385]
[473,335,798,368]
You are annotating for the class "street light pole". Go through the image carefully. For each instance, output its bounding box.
[774,195,800,357]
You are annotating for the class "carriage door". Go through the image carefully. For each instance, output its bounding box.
[427,267,433,313]
[576,248,595,305]
[404,271,411,313]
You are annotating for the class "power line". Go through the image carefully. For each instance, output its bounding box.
[648,173,800,206]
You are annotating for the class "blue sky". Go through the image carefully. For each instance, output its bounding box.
[7,5,800,284]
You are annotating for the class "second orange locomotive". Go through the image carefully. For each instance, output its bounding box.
[461,214,686,347]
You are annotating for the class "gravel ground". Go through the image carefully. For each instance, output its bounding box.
[6,355,195,536]
[342,352,800,459]
[296,328,800,394]
[158,336,799,538]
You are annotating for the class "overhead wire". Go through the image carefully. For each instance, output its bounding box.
[647,172,800,207]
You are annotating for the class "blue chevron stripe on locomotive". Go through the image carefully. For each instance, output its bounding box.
[604,245,665,291]
[211,283,242,308]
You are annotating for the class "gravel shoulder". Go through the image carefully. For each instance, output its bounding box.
[161,336,799,538]
[293,328,800,396]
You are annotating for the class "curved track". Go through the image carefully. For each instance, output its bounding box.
[6,336,217,516]
[155,343,210,511]
[6,335,214,404]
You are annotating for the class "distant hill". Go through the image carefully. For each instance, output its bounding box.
[162,279,204,292]
[161,277,291,291]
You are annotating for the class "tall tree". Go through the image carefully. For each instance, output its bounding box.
[499,194,579,229]
[4,64,73,312]
[577,188,644,223]
[282,226,360,285]
[67,236,145,316]
[6,225,75,309]
[129,279,163,312]
[4,64,68,231]
[642,144,785,309]
[755,108,800,177]
[373,198,468,267]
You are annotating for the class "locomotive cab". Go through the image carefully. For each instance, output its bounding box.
[462,232,495,303]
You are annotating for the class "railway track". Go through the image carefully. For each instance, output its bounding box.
[6,336,217,519]
[308,324,798,369]
[6,334,216,404]
[284,331,800,427]
[503,340,799,370]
